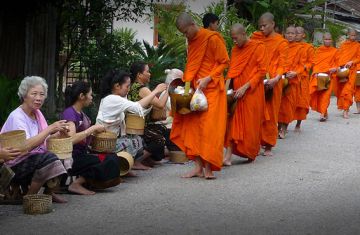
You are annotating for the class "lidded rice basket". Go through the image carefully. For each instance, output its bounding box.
[91,131,117,153]
[125,113,145,135]
[169,151,188,164]
[117,151,134,176]
[0,130,26,150]
[47,136,73,160]
[23,194,52,215]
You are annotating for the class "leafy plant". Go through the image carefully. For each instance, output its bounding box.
[139,40,181,89]
[0,75,21,126]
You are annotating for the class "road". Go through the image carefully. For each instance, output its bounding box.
[1,97,360,235]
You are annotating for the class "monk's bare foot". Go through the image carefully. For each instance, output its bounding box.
[51,193,67,203]
[68,182,95,195]
[294,126,301,133]
[133,161,152,170]
[263,149,273,157]
[343,111,349,119]
[223,159,232,166]
[204,169,216,180]
[319,116,326,122]
[181,169,204,178]
[278,130,285,139]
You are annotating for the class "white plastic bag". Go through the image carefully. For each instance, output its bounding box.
[190,88,208,111]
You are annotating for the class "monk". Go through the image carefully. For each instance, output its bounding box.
[223,24,266,165]
[251,12,289,156]
[278,26,306,139]
[293,26,314,131]
[354,46,360,114]
[333,29,360,119]
[171,13,229,179]
[309,33,338,121]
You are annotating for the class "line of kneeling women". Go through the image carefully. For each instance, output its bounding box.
[0,61,181,202]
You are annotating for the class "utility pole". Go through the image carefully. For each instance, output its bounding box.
[323,0,327,29]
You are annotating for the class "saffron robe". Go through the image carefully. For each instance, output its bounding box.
[170,28,229,171]
[251,31,289,147]
[225,40,266,160]
[333,40,360,110]
[278,42,305,124]
[309,46,337,115]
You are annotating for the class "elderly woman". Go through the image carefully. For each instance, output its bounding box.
[1,76,69,203]
[61,81,121,195]
[128,61,170,164]
[96,69,167,171]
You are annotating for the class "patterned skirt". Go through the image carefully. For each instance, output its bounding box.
[10,152,67,185]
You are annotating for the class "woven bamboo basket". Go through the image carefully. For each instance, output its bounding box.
[169,151,188,164]
[125,113,145,135]
[356,71,360,86]
[47,137,73,160]
[23,194,52,215]
[117,151,134,176]
[0,130,26,150]
[317,73,330,91]
[91,131,117,153]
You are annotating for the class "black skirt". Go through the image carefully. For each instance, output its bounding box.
[70,150,120,182]
[143,123,167,161]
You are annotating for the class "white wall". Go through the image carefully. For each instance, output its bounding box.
[113,0,222,45]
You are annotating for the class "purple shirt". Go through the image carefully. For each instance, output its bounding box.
[61,106,91,154]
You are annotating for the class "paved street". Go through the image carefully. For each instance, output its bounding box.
[1,97,360,235]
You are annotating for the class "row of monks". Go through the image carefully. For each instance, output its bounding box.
[169,12,360,179]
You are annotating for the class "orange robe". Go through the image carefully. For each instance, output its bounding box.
[294,42,314,120]
[278,42,305,124]
[309,46,337,115]
[251,31,289,147]
[354,58,360,102]
[333,40,360,110]
[170,28,229,171]
[225,40,266,160]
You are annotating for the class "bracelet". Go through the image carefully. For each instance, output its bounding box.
[84,130,89,137]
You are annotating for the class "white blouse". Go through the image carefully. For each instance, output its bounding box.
[96,94,147,136]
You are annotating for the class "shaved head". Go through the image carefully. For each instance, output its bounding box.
[259,12,274,22]
[258,12,275,37]
[285,26,296,42]
[176,12,199,40]
[231,23,245,34]
[323,32,332,47]
[295,26,306,42]
[230,23,248,47]
[347,28,357,42]
[176,12,194,29]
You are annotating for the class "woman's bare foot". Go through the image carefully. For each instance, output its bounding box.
[124,171,137,177]
[132,161,152,170]
[51,193,68,203]
[181,168,204,178]
[68,182,95,195]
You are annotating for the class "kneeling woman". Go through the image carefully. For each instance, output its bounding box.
[129,61,169,164]
[96,69,167,170]
[61,81,121,195]
[1,76,68,202]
